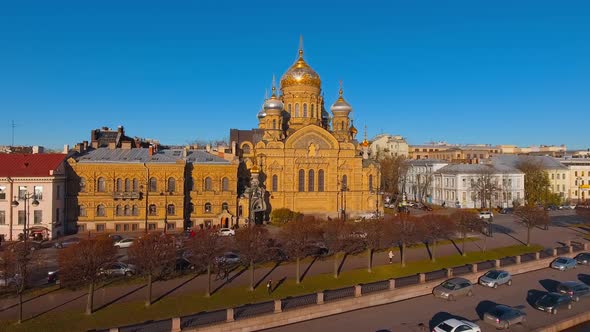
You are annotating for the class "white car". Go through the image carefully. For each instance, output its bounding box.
[478,211,493,219]
[434,318,481,332]
[114,237,135,248]
[219,228,235,236]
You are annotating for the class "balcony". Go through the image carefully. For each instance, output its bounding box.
[113,192,141,200]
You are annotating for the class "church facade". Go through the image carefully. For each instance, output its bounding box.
[231,44,382,222]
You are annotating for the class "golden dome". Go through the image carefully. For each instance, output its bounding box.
[361,139,370,147]
[350,124,358,135]
[280,49,321,89]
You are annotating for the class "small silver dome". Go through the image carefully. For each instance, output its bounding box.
[257,109,267,119]
[330,87,352,114]
[263,97,284,112]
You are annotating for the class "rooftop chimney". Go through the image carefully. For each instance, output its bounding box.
[63,144,69,154]
[149,145,154,156]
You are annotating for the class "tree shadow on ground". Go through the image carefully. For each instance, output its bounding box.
[271,277,286,293]
[475,300,497,319]
[210,267,247,296]
[429,312,471,330]
[424,242,433,261]
[254,261,281,289]
[539,279,560,292]
[337,253,349,276]
[449,239,463,256]
[299,256,318,283]
[94,284,146,312]
[493,224,526,245]
[151,273,200,304]
[526,289,547,307]
[24,291,88,322]
[0,286,62,313]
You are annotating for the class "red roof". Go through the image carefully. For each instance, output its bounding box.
[0,154,67,177]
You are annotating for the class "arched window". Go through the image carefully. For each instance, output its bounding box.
[318,170,325,192]
[272,119,277,129]
[204,177,212,191]
[79,177,86,192]
[342,121,345,130]
[167,204,175,216]
[308,169,315,192]
[303,103,308,117]
[125,178,131,192]
[369,175,374,192]
[97,177,106,192]
[222,202,229,211]
[132,178,138,192]
[288,104,292,113]
[272,175,278,192]
[116,178,123,192]
[222,177,229,191]
[341,175,348,190]
[242,144,251,154]
[96,204,106,217]
[132,205,139,216]
[167,177,176,192]
[116,204,123,216]
[298,169,305,192]
[311,104,315,118]
[204,202,212,213]
[149,177,158,192]
[295,103,300,117]
[124,204,131,216]
[149,204,157,216]
[79,205,87,217]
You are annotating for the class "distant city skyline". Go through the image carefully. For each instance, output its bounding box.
[1,1,589,150]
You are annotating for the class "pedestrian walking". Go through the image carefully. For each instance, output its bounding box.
[388,250,395,264]
[266,279,273,295]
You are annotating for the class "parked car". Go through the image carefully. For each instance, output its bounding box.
[303,242,329,257]
[551,257,577,271]
[108,234,123,243]
[574,252,590,265]
[214,252,240,265]
[99,262,136,277]
[218,228,235,237]
[534,292,573,314]
[499,208,513,214]
[0,272,20,287]
[174,257,196,272]
[479,270,512,288]
[422,204,433,211]
[557,281,590,302]
[113,238,135,249]
[54,237,80,249]
[478,211,493,219]
[434,318,481,332]
[483,305,526,329]
[47,269,60,284]
[545,205,558,211]
[433,278,474,301]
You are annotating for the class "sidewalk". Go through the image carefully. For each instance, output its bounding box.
[0,215,586,321]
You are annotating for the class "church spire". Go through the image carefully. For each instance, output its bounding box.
[271,74,277,97]
[298,34,304,58]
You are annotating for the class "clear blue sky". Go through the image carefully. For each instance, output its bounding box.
[1,1,589,150]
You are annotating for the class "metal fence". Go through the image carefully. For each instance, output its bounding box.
[425,269,446,282]
[118,319,172,332]
[452,265,471,276]
[361,280,390,294]
[540,248,553,259]
[557,246,570,255]
[282,293,317,311]
[180,309,226,329]
[500,256,516,267]
[323,286,355,302]
[234,301,274,320]
[477,260,495,270]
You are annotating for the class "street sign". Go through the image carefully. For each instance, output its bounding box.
[581,184,590,189]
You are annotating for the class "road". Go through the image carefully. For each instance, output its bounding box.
[264,266,590,332]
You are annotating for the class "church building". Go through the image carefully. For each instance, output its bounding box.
[231,42,382,223]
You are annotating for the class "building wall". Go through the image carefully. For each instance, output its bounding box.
[189,163,238,228]
[0,176,66,241]
[66,159,186,233]
[561,160,590,202]
[370,135,409,159]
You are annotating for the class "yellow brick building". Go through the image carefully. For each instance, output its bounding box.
[232,43,382,222]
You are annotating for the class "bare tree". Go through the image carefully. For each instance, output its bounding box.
[59,236,116,314]
[2,242,37,323]
[128,232,176,306]
[279,216,322,284]
[385,214,419,267]
[452,210,482,256]
[322,219,353,278]
[419,214,456,262]
[515,206,549,246]
[415,173,433,203]
[186,229,225,296]
[234,226,270,291]
[379,156,408,202]
[470,166,502,209]
[358,219,384,272]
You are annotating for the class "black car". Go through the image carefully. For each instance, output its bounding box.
[47,270,59,284]
[174,257,196,272]
[499,208,513,214]
[483,305,526,329]
[557,281,590,302]
[574,252,590,265]
[534,292,573,314]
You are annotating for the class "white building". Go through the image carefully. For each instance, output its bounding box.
[432,163,524,209]
[0,154,67,241]
[402,159,448,203]
[370,134,409,159]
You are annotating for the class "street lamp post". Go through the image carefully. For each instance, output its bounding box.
[160,191,172,234]
[576,176,583,204]
[11,192,40,246]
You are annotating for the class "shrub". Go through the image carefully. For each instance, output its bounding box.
[270,208,302,225]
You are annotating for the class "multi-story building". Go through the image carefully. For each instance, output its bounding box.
[410,143,500,164]
[369,134,409,159]
[0,153,67,241]
[402,159,448,203]
[431,163,524,209]
[231,42,381,221]
[559,157,590,202]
